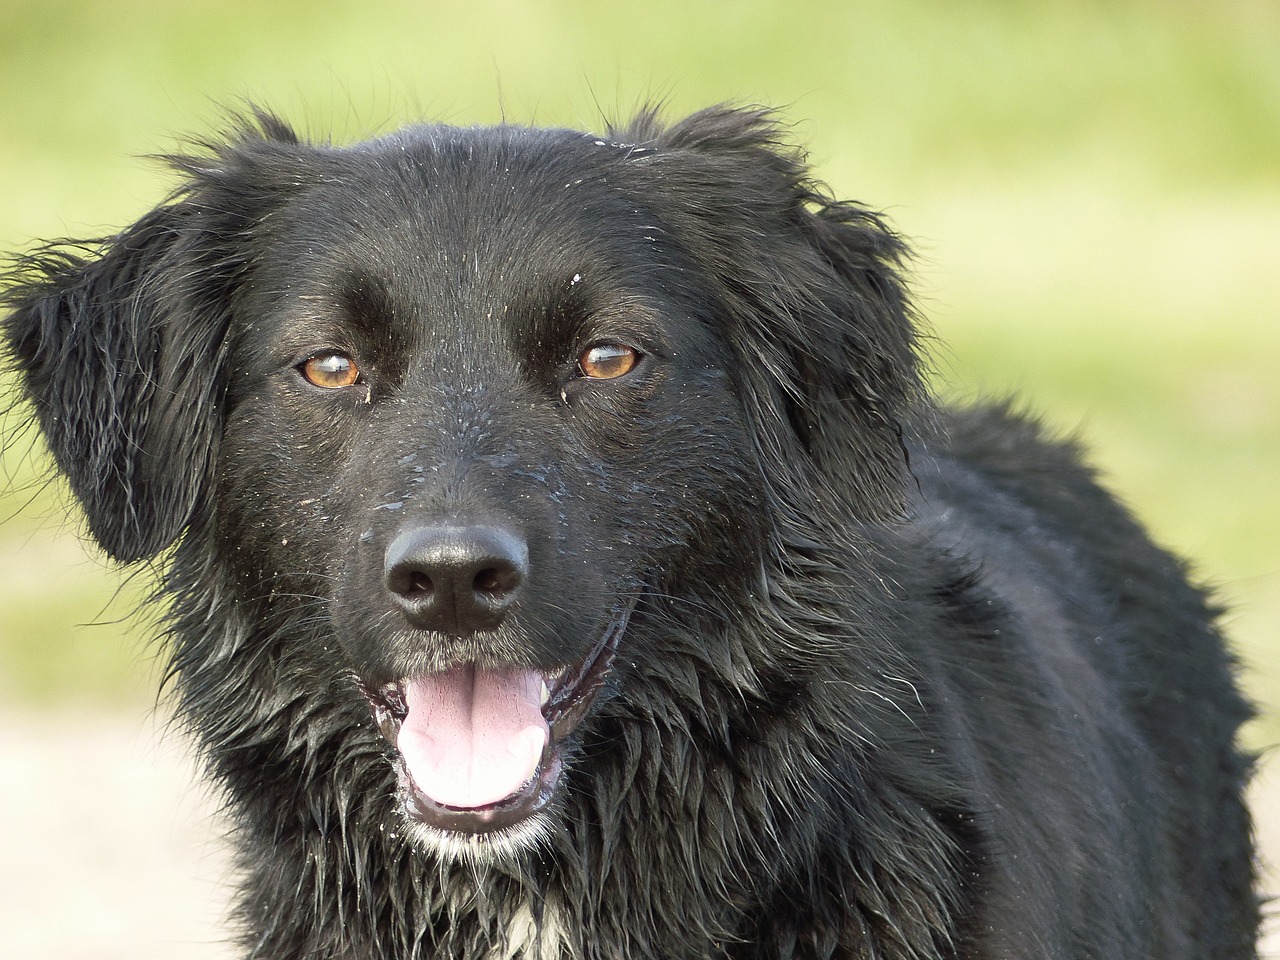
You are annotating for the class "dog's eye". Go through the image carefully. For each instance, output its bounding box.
[578,343,639,380]
[299,353,361,389]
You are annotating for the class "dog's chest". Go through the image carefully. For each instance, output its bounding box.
[500,901,566,960]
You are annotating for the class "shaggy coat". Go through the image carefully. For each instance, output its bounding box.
[2,106,1257,959]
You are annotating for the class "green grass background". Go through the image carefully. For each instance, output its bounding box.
[1,0,1276,743]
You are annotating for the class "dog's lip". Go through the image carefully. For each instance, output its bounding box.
[542,612,629,739]
[358,610,630,833]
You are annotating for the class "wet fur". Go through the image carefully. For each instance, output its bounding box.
[1,106,1258,958]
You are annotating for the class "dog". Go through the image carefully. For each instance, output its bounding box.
[2,106,1258,958]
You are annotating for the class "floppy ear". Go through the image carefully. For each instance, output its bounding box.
[620,106,927,521]
[3,206,219,562]
[2,113,302,562]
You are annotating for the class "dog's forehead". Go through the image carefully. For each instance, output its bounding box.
[255,125,680,339]
[280,126,651,272]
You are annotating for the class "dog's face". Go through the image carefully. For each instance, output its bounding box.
[3,108,922,861]
[213,127,769,853]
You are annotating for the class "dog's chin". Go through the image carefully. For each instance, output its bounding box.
[360,611,629,862]
[399,811,556,865]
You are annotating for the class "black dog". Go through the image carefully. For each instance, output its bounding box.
[2,106,1258,958]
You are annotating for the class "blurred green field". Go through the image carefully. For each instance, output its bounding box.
[1,0,1277,742]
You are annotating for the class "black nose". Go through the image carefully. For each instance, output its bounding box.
[384,525,528,633]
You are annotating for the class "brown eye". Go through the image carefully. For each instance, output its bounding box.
[578,343,639,380]
[300,353,361,389]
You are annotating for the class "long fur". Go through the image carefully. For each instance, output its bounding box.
[1,106,1258,958]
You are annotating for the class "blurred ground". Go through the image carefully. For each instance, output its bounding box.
[0,709,1276,959]
[0,712,233,960]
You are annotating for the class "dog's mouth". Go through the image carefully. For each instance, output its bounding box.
[359,612,628,836]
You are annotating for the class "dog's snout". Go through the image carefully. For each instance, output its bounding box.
[384,525,528,633]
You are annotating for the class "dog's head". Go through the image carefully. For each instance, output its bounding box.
[2,106,924,858]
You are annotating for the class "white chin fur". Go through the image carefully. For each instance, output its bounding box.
[400,812,553,865]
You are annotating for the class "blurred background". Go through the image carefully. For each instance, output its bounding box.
[0,0,1276,956]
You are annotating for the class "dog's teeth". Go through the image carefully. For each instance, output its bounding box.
[540,680,551,706]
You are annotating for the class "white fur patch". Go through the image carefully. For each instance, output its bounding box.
[502,900,565,960]
[400,813,552,867]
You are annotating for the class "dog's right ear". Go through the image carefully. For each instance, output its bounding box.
[3,205,225,563]
[2,113,302,562]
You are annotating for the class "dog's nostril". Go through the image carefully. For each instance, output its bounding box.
[473,563,521,596]
[406,572,433,597]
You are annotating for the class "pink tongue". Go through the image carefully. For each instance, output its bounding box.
[397,666,549,809]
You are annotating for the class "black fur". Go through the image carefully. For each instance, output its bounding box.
[1,106,1257,958]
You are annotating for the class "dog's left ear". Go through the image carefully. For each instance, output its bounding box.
[620,106,927,521]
